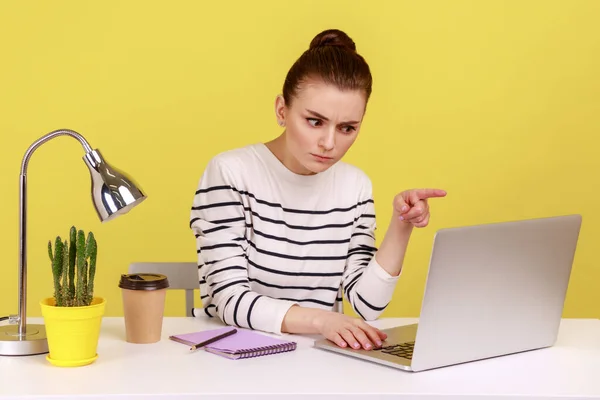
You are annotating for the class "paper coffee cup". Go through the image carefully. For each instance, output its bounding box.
[119,273,170,344]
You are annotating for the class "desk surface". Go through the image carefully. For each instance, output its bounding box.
[1,317,599,399]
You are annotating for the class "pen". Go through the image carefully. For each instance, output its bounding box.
[190,328,237,351]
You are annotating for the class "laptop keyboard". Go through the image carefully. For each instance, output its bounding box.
[377,341,414,359]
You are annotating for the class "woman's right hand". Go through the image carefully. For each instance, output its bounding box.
[313,311,387,350]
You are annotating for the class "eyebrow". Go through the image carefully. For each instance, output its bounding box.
[306,109,360,125]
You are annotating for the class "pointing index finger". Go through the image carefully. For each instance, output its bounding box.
[415,188,447,200]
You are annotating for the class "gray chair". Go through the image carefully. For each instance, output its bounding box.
[128,262,199,317]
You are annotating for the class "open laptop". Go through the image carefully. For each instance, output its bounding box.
[313,214,582,372]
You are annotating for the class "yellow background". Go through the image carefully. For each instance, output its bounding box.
[0,1,598,320]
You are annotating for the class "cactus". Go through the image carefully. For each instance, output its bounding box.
[48,241,53,263]
[75,229,85,306]
[85,232,97,305]
[50,237,64,306]
[48,226,99,307]
[61,239,69,306]
[69,226,76,302]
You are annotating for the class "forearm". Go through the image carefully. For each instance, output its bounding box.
[374,213,414,276]
[280,304,331,334]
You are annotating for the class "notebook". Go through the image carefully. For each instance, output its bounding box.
[169,326,297,359]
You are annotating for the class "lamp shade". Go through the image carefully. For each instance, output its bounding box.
[83,149,146,222]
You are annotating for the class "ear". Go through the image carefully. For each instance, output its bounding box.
[274,95,287,126]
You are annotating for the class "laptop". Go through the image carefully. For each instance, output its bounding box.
[313,214,582,372]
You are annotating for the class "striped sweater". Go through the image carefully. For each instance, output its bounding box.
[190,143,399,334]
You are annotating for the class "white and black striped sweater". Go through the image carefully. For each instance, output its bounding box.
[190,143,399,334]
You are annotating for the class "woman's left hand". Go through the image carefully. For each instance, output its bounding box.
[393,189,447,228]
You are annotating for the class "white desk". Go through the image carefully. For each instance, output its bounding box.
[1,317,599,399]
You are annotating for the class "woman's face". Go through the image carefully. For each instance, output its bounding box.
[275,80,366,175]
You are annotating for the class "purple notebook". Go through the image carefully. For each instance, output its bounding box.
[169,327,297,359]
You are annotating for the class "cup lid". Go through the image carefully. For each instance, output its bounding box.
[118,273,169,290]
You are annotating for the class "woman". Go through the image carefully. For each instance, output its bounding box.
[190,29,446,351]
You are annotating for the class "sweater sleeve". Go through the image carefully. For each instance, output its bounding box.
[342,177,400,320]
[190,157,296,334]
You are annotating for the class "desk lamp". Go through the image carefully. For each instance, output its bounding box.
[0,129,147,356]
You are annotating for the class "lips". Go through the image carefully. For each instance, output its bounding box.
[311,153,333,161]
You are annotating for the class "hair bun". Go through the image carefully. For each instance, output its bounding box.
[309,29,356,52]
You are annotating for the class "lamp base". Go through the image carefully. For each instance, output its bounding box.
[0,324,49,356]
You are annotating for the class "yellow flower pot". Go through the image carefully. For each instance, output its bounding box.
[40,297,106,367]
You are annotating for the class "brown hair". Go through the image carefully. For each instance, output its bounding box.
[282,29,372,106]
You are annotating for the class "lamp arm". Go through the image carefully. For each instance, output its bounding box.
[21,129,93,174]
[18,129,93,336]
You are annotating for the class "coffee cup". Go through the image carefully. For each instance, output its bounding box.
[119,273,169,344]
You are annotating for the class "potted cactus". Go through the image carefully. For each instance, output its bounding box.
[40,226,106,367]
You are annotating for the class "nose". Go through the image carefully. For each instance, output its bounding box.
[318,128,335,151]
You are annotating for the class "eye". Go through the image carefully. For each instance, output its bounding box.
[307,118,322,127]
[340,125,356,134]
